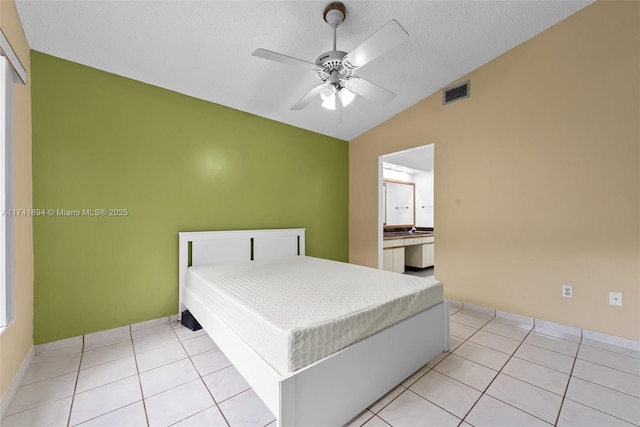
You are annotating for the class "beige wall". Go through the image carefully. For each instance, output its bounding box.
[0,0,33,402]
[350,1,639,341]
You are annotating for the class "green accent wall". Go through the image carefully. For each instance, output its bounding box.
[31,51,348,344]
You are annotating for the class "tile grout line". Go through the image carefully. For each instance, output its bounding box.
[135,321,217,426]
[366,384,407,416]
[499,353,572,377]
[457,318,563,426]
[130,325,151,427]
[405,388,464,423]
[1,351,83,420]
[65,334,85,427]
[501,326,608,426]
[469,326,560,425]
[575,351,640,378]
[173,322,233,427]
[454,312,639,395]
[372,308,468,425]
[67,329,144,426]
[465,320,585,377]
[437,316,498,422]
[456,313,504,423]
[134,322,251,425]
[374,414,393,427]
[571,373,640,399]
[579,341,640,361]
[409,311,496,424]
[519,336,640,381]
[419,312,587,426]
[557,337,640,426]
[132,322,225,426]
[553,333,582,426]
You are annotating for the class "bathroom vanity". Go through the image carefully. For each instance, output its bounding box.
[383,231,434,273]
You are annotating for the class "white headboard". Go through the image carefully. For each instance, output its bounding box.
[178,228,306,315]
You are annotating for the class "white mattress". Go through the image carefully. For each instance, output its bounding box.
[185,256,443,375]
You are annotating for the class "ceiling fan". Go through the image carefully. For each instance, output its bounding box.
[252,1,409,111]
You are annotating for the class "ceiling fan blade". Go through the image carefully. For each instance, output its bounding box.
[291,84,325,110]
[252,48,322,72]
[343,76,396,105]
[342,19,409,70]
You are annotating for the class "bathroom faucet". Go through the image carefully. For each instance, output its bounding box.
[409,226,416,234]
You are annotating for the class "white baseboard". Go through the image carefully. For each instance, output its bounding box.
[583,328,640,352]
[0,345,34,420]
[461,302,640,349]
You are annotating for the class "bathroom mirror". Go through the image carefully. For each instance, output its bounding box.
[383,179,415,227]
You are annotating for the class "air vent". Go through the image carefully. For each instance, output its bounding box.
[443,81,470,105]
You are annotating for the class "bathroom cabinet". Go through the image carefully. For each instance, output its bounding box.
[383,234,434,272]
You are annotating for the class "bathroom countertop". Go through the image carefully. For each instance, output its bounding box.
[383,230,433,240]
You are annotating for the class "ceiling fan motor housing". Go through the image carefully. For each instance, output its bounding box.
[315,50,354,83]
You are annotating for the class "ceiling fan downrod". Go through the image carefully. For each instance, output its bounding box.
[323,1,346,51]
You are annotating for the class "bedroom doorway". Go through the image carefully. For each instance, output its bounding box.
[378,144,435,278]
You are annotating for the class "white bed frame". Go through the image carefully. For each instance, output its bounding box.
[178,228,449,427]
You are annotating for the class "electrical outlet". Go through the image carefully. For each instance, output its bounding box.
[609,291,622,307]
[562,285,573,299]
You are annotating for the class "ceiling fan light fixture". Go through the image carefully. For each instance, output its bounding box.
[321,98,336,110]
[339,88,355,107]
[320,85,337,110]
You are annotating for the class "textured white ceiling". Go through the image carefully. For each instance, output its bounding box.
[384,144,434,173]
[16,0,592,141]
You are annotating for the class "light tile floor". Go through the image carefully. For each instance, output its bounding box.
[3,305,640,427]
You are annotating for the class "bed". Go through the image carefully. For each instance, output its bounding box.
[178,228,449,427]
